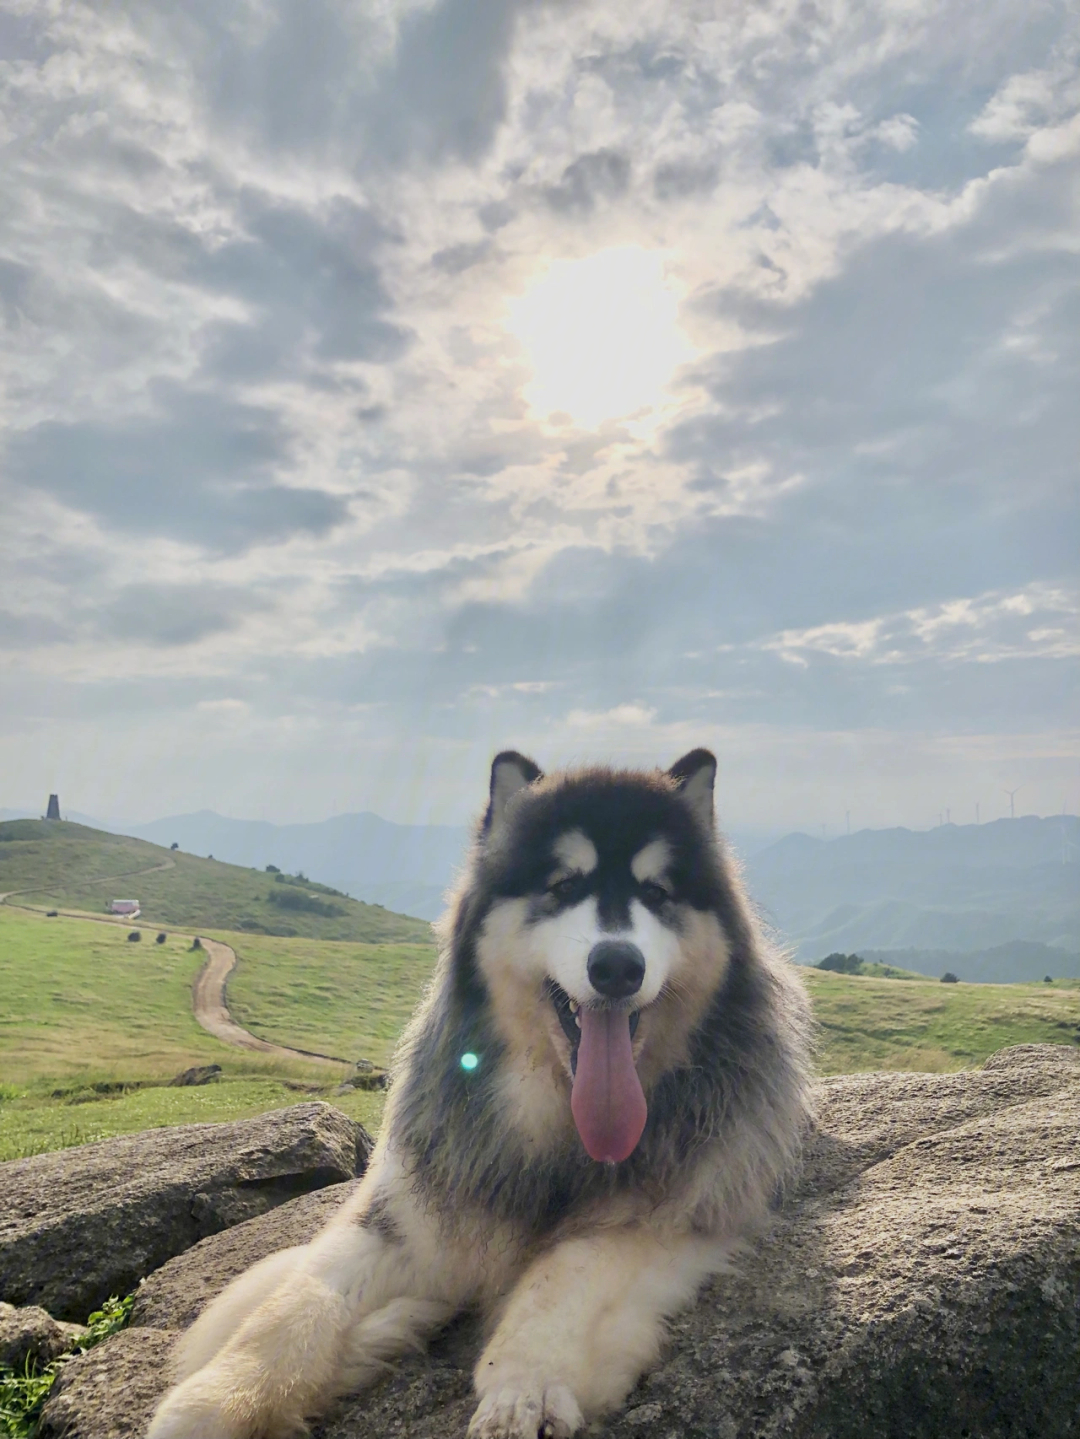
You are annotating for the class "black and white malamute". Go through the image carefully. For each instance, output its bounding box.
[150,749,813,1439]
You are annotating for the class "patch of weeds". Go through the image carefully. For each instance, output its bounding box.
[0,1294,134,1437]
[0,1360,54,1439]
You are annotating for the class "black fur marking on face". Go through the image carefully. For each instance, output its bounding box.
[496,773,725,937]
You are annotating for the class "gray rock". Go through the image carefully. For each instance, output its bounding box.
[36,1047,1080,1439]
[0,1301,87,1370]
[38,1329,176,1439]
[131,1180,361,1332]
[0,1103,371,1320]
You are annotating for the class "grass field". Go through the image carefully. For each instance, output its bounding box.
[801,967,1080,1072]
[224,934,436,1069]
[0,819,431,943]
[2,902,1078,1164]
[0,908,399,1160]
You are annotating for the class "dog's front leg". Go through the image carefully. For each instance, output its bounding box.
[148,1175,465,1439]
[468,1227,724,1439]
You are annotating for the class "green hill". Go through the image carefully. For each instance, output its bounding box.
[2,884,1079,1164]
[0,819,431,943]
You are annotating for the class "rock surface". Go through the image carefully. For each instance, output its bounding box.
[0,1301,87,1370]
[38,1330,176,1439]
[131,1179,361,1332]
[0,1103,371,1320]
[37,1046,1080,1439]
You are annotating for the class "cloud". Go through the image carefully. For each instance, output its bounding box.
[102,582,271,648]
[545,149,631,214]
[760,586,1080,668]
[0,0,1076,827]
[6,387,351,552]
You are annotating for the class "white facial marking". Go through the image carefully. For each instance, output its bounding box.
[630,838,671,884]
[552,829,598,877]
[520,896,680,1008]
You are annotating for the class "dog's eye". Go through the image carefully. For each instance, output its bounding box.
[548,874,581,900]
[639,880,670,907]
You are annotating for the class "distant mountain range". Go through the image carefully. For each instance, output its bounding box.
[3,806,1075,980]
[743,816,1080,971]
[855,941,1079,984]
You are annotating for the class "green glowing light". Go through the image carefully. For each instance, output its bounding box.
[460,1052,479,1072]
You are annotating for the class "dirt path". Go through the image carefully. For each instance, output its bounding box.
[3,855,348,1069]
[191,937,348,1067]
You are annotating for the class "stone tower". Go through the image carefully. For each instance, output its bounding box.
[46,794,60,820]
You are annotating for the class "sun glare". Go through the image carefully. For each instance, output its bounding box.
[506,248,693,430]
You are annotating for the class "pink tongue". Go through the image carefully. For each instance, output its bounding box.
[571,1008,647,1164]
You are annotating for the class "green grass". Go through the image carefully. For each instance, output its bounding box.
[223,933,437,1069]
[0,1076,386,1164]
[0,909,244,1086]
[0,906,395,1160]
[0,819,431,943]
[803,966,1080,1073]
[3,896,1080,1167]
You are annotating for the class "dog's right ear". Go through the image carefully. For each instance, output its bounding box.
[483,750,542,837]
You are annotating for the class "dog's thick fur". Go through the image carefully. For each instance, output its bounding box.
[149,750,812,1439]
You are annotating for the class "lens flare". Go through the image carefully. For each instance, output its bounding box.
[460,1052,479,1071]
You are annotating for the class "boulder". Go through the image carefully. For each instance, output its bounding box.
[38,1329,176,1439]
[37,1046,1080,1439]
[0,1103,371,1320]
[0,1301,87,1370]
[131,1180,361,1333]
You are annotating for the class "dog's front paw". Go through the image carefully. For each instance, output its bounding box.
[147,1372,306,1439]
[467,1379,582,1439]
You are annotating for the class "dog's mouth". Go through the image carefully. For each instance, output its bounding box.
[547,981,646,1165]
[547,981,641,1069]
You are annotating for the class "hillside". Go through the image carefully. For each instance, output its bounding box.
[116,809,469,920]
[1,898,1078,1162]
[857,940,1080,984]
[0,819,431,943]
[745,816,1080,964]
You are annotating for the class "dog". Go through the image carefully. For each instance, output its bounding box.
[148,748,813,1438]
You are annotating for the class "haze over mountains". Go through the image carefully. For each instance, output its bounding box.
[4,807,1076,982]
[743,816,1079,978]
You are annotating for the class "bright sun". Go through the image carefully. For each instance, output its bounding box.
[506,247,693,430]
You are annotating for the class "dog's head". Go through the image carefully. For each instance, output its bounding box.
[467,749,734,1165]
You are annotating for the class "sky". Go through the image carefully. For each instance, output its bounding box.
[1,0,1078,833]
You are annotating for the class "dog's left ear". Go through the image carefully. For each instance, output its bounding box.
[668,749,717,830]
[484,750,543,837]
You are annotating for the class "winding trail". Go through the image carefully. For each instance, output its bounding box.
[1,851,348,1070]
[190,937,349,1067]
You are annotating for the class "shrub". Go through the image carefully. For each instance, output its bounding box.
[941,971,959,984]
[1044,975,1054,984]
[170,842,179,850]
[265,864,280,873]
[127,930,141,943]
[816,952,864,975]
[267,888,345,919]
[155,932,167,944]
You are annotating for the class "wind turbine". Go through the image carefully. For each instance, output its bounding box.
[1003,786,1021,819]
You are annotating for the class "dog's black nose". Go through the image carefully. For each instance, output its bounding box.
[587,941,646,999]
